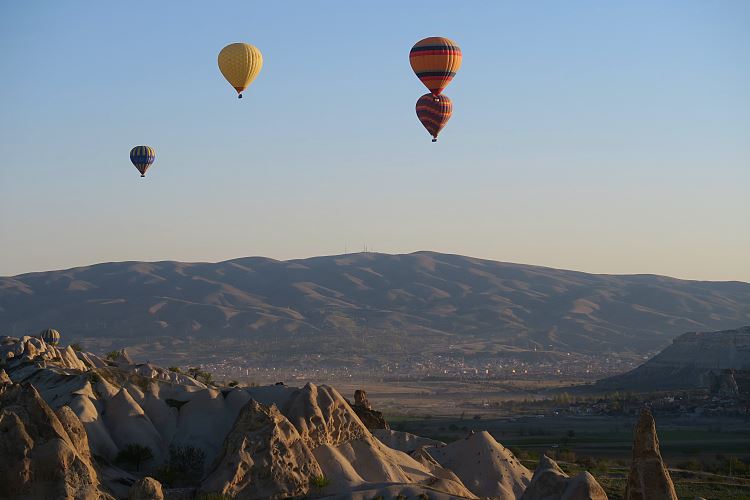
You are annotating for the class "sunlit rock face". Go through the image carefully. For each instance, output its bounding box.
[624,409,678,500]
[425,430,532,500]
[0,383,110,500]
[201,399,322,499]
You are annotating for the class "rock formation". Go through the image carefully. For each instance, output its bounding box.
[201,399,322,499]
[128,477,164,500]
[348,388,389,430]
[624,409,678,500]
[709,369,740,397]
[0,336,627,499]
[0,383,110,499]
[373,428,445,453]
[284,383,370,448]
[597,326,750,392]
[426,430,532,499]
[520,455,607,500]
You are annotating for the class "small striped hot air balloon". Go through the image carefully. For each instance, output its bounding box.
[416,93,453,142]
[39,328,60,345]
[218,42,263,99]
[409,37,462,99]
[130,146,156,177]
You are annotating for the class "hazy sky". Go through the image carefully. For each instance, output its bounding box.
[1,1,748,281]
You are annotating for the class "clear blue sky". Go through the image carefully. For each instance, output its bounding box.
[1,1,748,281]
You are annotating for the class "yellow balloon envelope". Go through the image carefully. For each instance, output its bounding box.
[218,43,263,98]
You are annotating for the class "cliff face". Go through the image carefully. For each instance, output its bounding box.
[596,326,750,391]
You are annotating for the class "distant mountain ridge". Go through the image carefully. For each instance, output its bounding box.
[1,251,749,355]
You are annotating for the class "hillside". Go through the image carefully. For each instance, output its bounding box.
[1,252,749,358]
[595,326,750,392]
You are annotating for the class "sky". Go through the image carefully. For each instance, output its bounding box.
[1,1,748,281]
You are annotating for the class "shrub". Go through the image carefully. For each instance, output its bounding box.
[311,475,330,489]
[169,445,206,479]
[115,444,153,471]
[168,366,182,373]
[228,380,239,387]
[69,343,82,352]
[105,350,120,361]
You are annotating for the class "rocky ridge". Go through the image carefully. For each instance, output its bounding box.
[0,334,615,499]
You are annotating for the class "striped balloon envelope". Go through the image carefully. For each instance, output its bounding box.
[416,93,452,142]
[129,146,156,177]
[39,328,60,345]
[409,37,462,97]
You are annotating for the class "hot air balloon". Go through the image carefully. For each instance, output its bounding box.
[409,37,462,99]
[130,146,155,177]
[218,43,263,99]
[39,328,60,345]
[416,93,452,142]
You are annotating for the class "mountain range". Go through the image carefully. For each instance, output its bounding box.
[1,251,749,357]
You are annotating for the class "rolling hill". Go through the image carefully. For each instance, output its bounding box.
[1,251,749,356]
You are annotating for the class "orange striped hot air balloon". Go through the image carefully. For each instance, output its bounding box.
[416,93,452,142]
[409,37,462,99]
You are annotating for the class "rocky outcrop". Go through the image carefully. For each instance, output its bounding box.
[128,477,164,500]
[520,455,607,500]
[597,326,750,392]
[112,348,134,365]
[427,430,531,499]
[201,399,322,499]
[0,383,109,500]
[624,409,678,500]
[348,388,389,430]
[284,383,369,448]
[374,428,445,453]
[709,370,740,397]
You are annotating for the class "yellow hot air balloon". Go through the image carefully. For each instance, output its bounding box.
[218,43,263,99]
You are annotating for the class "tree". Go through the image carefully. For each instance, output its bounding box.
[168,366,182,373]
[116,444,154,471]
[228,380,239,387]
[169,445,206,479]
[69,343,82,352]
[105,351,120,361]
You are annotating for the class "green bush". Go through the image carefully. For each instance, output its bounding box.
[105,350,120,361]
[311,475,331,489]
[168,366,182,373]
[69,343,82,352]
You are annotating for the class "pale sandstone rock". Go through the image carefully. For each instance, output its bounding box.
[624,409,678,500]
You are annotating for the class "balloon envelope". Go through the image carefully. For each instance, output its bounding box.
[39,328,60,345]
[409,37,462,96]
[416,93,452,141]
[130,146,155,177]
[218,43,263,97]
